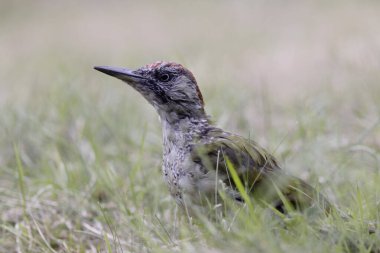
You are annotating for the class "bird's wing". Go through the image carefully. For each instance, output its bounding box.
[190,129,330,212]
[191,128,279,182]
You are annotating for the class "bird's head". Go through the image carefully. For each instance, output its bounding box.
[95,61,205,121]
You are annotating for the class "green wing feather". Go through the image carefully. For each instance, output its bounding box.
[191,128,331,213]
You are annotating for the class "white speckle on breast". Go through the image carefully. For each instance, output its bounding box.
[160,115,212,206]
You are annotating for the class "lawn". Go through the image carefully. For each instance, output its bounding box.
[1,1,380,252]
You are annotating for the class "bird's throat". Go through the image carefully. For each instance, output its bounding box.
[161,113,210,149]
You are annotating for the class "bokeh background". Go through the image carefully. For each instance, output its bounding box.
[1,1,380,252]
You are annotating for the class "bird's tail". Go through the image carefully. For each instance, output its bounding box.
[252,172,379,252]
[252,171,332,214]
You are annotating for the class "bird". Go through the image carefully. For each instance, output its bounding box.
[94,61,331,216]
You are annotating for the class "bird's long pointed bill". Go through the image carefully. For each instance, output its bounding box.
[94,66,145,82]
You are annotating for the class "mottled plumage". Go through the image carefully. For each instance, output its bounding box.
[94,61,330,215]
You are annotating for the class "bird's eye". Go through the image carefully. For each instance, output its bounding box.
[158,73,171,82]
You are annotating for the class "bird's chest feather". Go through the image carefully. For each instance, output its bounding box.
[161,120,216,207]
[162,141,191,195]
[162,141,217,208]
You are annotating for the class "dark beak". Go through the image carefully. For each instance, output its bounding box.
[94,66,146,82]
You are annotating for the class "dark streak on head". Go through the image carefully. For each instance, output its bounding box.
[140,61,204,106]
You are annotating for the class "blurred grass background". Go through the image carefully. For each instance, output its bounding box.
[1,1,380,252]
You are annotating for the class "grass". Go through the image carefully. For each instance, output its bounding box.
[1,1,380,252]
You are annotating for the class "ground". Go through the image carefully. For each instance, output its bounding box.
[0,1,380,252]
